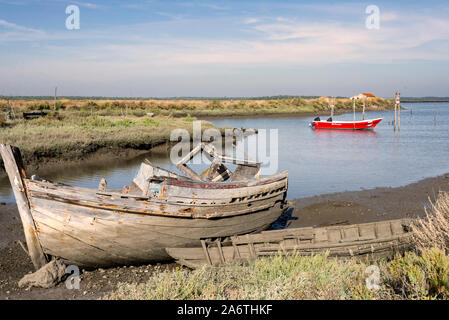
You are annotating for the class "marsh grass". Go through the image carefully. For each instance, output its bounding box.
[0,115,217,165]
[106,253,372,300]
[413,192,449,253]
[105,249,449,300]
[1,97,393,119]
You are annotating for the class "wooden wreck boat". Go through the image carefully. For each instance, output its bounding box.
[0,143,288,269]
[166,219,414,268]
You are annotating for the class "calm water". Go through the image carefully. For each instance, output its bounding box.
[1,103,448,202]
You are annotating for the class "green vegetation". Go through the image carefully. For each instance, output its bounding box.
[1,97,393,119]
[387,248,449,299]
[105,248,449,300]
[0,114,217,166]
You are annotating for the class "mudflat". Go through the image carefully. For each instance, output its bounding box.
[289,173,449,228]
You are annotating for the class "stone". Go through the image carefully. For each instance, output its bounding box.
[18,259,67,289]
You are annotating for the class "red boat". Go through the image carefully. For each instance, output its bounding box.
[311,117,382,130]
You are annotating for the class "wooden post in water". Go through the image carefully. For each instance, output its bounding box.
[393,91,398,131]
[353,98,356,121]
[0,144,47,270]
[397,91,401,131]
[434,104,437,125]
[362,97,366,120]
[330,97,335,118]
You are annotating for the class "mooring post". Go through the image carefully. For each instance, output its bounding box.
[394,91,398,131]
[434,105,437,125]
[362,97,366,120]
[330,97,335,118]
[0,144,47,270]
[397,91,401,131]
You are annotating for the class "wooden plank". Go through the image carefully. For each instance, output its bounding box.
[0,144,47,270]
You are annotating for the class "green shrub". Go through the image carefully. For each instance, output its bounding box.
[387,248,449,299]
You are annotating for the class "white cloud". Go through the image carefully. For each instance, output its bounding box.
[71,1,100,9]
[243,18,260,25]
[0,19,42,33]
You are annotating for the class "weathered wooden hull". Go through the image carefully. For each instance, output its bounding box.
[166,219,414,269]
[24,172,288,268]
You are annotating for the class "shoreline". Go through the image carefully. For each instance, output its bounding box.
[1,173,448,299]
[289,173,449,228]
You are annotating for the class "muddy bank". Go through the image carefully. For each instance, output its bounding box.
[1,173,447,300]
[289,173,449,228]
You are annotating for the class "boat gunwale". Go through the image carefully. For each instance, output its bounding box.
[25,179,288,219]
[312,118,383,124]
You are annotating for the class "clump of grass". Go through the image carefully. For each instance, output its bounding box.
[140,117,161,127]
[115,118,135,128]
[384,248,449,299]
[413,192,449,253]
[183,115,197,122]
[81,116,115,128]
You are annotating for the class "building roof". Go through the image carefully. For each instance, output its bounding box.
[361,93,376,97]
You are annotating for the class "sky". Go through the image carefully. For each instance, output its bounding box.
[0,0,448,97]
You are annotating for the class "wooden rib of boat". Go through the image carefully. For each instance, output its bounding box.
[166,219,414,269]
[0,143,288,269]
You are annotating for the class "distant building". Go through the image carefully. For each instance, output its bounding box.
[351,93,377,100]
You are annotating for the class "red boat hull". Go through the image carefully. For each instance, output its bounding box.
[311,118,382,130]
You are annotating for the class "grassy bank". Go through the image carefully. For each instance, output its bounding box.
[0,114,217,167]
[1,97,393,118]
[105,248,449,300]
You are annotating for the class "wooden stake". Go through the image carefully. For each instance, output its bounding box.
[330,97,335,118]
[0,144,47,270]
[398,102,400,131]
[434,105,437,125]
[394,91,398,131]
[54,86,57,110]
[362,98,366,120]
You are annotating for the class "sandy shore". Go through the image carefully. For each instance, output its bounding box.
[0,173,448,300]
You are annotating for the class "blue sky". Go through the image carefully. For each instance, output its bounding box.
[0,0,448,97]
